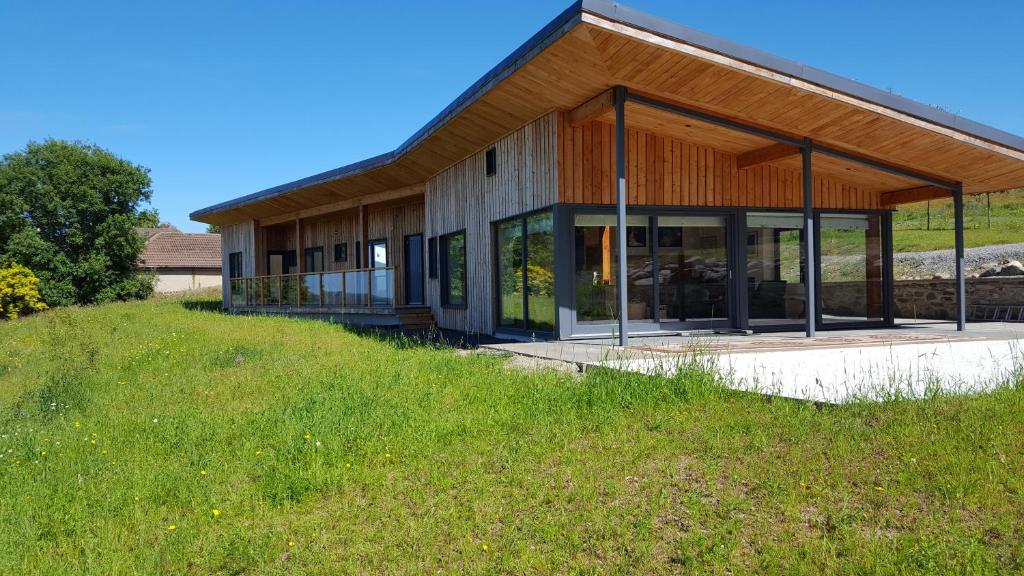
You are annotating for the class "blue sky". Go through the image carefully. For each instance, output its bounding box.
[2,1,1022,232]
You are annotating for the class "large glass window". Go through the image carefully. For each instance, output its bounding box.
[525,212,555,331]
[820,213,884,323]
[573,214,652,323]
[497,219,524,327]
[656,216,730,323]
[746,212,806,326]
[440,230,466,307]
[495,211,554,332]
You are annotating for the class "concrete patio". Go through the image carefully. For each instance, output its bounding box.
[482,321,1024,403]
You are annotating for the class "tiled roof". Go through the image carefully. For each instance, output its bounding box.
[137,228,221,270]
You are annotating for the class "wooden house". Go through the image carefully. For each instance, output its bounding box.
[191,0,1024,342]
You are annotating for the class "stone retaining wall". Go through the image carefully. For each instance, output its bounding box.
[893,277,1024,320]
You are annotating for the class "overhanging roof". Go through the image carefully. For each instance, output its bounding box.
[191,0,1024,225]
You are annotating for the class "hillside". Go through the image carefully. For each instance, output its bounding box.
[0,297,1022,574]
[893,188,1024,252]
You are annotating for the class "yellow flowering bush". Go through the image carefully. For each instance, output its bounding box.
[0,263,48,319]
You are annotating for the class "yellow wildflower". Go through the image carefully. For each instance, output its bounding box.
[211,509,221,518]
[482,543,489,552]
[288,540,296,547]
[74,421,81,428]
[200,469,207,476]
[167,524,176,531]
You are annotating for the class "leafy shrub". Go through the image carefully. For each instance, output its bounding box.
[0,263,47,319]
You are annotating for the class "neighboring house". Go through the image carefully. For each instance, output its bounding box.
[191,0,1024,340]
[137,227,222,293]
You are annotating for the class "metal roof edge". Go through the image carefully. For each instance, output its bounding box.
[580,0,1024,154]
[193,0,1024,222]
[191,2,585,221]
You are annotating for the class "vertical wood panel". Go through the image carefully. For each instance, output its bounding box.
[560,119,879,210]
[425,112,559,334]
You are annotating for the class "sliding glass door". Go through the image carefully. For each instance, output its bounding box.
[655,216,730,328]
[745,212,807,327]
[819,213,885,324]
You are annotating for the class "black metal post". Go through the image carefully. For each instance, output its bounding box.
[614,86,629,346]
[802,143,816,338]
[953,183,966,331]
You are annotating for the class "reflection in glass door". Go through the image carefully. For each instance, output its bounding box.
[496,211,555,332]
[656,216,730,327]
[820,213,884,323]
[369,239,389,306]
[746,212,807,326]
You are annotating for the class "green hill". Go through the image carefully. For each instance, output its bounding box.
[0,297,1022,574]
[893,188,1024,252]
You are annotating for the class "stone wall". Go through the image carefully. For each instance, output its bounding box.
[893,277,1024,320]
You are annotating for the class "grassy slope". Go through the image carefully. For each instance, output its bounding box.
[893,188,1024,252]
[0,298,1022,575]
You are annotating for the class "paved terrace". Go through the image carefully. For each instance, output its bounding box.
[482,321,1024,404]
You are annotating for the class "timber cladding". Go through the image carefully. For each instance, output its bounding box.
[220,221,255,306]
[559,115,881,210]
[425,112,559,334]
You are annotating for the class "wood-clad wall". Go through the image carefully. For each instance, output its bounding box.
[559,117,880,210]
[301,210,360,272]
[425,112,559,334]
[221,220,255,307]
[252,200,424,305]
[368,200,425,306]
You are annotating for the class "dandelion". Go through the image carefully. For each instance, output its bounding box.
[874,485,884,492]
[133,496,140,502]
[482,543,489,552]
[74,421,81,428]
[167,524,177,531]
[211,509,221,518]
[41,451,46,456]
[255,450,263,456]
[91,432,96,437]
[200,469,207,476]
[385,453,391,459]
[288,540,296,547]
[346,463,351,469]
[90,440,96,445]
[304,433,311,441]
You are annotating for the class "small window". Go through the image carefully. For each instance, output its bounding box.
[228,252,243,278]
[355,241,362,268]
[334,242,348,263]
[428,236,438,279]
[440,230,467,308]
[485,147,496,177]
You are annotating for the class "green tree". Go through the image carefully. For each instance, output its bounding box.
[136,208,161,228]
[0,140,156,306]
[206,224,221,233]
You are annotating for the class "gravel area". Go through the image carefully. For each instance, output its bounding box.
[894,242,1024,278]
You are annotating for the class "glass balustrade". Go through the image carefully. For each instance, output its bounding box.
[232,268,395,310]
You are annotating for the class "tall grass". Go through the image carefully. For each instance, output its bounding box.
[0,297,1022,574]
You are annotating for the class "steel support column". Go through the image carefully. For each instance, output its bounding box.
[802,143,816,338]
[614,86,629,346]
[953,183,966,331]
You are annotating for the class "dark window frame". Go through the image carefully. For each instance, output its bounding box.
[428,236,438,279]
[485,147,497,177]
[440,229,467,309]
[228,252,243,278]
[334,242,348,263]
[492,207,555,334]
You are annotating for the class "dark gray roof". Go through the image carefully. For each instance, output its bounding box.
[191,0,1024,221]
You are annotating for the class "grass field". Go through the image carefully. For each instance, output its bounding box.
[892,188,1024,252]
[1,297,1023,574]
